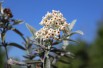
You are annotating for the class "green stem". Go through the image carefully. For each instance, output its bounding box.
[5,46,11,68]
[5,46,9,60]
[42,61,44,68]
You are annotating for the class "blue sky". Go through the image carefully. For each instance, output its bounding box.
[1,0,103,59]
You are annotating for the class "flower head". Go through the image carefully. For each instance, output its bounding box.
[36,10,72,40]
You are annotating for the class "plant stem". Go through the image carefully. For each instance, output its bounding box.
[43,62,44,68]
[4,46,11,68]
[5,46,9,60]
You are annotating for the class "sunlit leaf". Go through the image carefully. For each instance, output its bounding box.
[70,30,84,36]
[12,20,23,25]
[8,42,26,50]
[64,38,79,43]
[0,2,4,14]
[26,23,36,38]
[69,19,77,30]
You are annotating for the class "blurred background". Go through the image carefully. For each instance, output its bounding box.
[0,0,103,68]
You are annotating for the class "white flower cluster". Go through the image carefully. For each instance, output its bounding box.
[35,10,70,40]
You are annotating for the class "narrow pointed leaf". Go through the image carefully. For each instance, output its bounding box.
[11,28,23,36]
[0,2,3,14]
[11,28,26,42]
[68,39,79,43]
[26,23,36,38]
[8,43,26,50]
[70,30,84,36]
[12,20,23,25]
[69,19,77,30]
[64,38,79,43]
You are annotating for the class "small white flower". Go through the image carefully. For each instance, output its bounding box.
[60,25,65,31]
[55,29,60,36]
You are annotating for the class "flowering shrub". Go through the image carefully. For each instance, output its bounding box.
[0,2,83,68]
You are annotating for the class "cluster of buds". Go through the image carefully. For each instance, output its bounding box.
[3,8,13,18]
[0,7,13,23]
[36,10,71,40]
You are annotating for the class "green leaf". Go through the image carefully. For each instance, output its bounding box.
[69,19,77,30]
[11,28,27,43]
[0,2,3,14]
[1,33,5,43]
[12,20,23,25]
[11,28,23,36]
[70,30,84,36]
[26,23,36,38]
[8,43,26,50]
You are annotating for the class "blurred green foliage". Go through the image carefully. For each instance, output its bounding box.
[56,22,103,68]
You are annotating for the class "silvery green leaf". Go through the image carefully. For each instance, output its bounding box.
[70,30,84,36]
[45,58,51,68]
[0,2,3,14]
[13,20,23,25]
[26,23,36,38]
[69,19,77,30]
